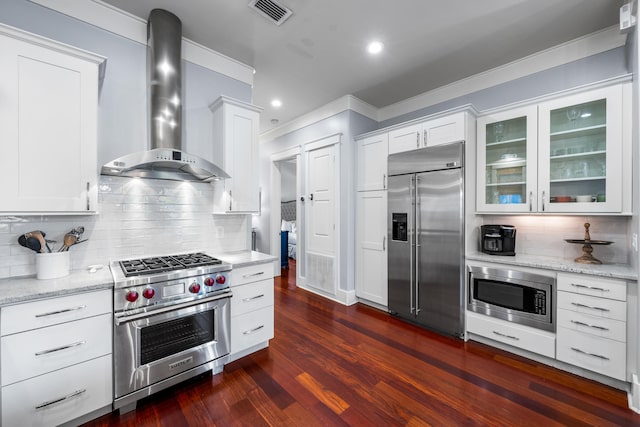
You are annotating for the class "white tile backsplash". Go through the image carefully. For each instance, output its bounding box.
[481,215,630,264]
[0,176,250,279]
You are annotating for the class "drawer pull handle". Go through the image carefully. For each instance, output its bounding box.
[242,272,265,278]
[571,283,610,292]
[492,330,520,341]
[570,347,610,361]
[35,388,86,410]
[243,294,265,302]
[35,305,86,318]
[243,325,265,335]
[570,302,610,312]
[35,340,86,356]
[570,320,609,331]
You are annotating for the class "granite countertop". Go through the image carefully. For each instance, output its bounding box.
[0,264,114,306]
[466,252,637,281]
[216,250,277,268]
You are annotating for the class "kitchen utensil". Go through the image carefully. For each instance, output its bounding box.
[18,230,50,253]
[26,236,42,253]
[58,233,78,252]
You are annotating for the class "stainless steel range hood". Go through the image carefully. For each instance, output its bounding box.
[101,9,229,182]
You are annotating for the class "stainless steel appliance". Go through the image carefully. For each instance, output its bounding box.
[101,9,229,182]
[388,142,464,337]
[468,265,554,331]
[480,224,516,255]
[110,252,232,413]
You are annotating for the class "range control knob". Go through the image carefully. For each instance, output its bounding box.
[125,291,139,302]
[216,275,226,285]
[204,277,215,287]
[142,288,155,299]
[189,282,201,294]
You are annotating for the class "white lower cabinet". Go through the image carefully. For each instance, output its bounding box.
[555,272,627,381]
[466,311,555,358]
[228,262,274,363]
[1,289,113,426]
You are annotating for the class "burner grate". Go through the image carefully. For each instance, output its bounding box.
[120,252,222,277]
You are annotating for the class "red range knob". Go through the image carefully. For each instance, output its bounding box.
[142,288,155,299]
[189,283,201,293]
[216,275,226,285]
[126,291,139,302]
[204,277,214,287]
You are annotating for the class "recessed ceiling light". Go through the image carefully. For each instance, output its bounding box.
[271,99,282,108]
[367,41,384,55]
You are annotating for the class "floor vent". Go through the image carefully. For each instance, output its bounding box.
[248,0,293,26]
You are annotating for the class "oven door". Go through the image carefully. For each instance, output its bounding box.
[113,293,230,399]
[468,266,554,331]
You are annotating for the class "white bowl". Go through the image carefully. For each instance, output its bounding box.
[575,195,593,203]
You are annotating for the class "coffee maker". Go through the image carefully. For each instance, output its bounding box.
[480,225,516,256]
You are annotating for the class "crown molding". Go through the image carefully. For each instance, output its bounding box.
[28,0,254,86]
[379,25,626,121]
[260,95,377,142]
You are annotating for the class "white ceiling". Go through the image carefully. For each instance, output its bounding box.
[101,0,622,133]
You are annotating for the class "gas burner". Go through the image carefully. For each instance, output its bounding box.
[119,252,222,277]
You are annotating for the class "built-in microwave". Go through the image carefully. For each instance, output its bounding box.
[468,266,555,332]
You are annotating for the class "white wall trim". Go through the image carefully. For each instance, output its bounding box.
[271,145,301,162]
[379,25,626,121]
[260,95,377,143]
[28,0,254,85]
[304,133,342,152]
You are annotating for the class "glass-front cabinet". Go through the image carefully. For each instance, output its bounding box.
[538,85,623,213]
[477,106,538,212]
[477,84,627,214]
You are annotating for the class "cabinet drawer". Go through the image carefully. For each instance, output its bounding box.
[231,306,274,354]
[424,112,466,147]
[231,263,272,287]
[2,355,112,427]
[557,308,626,342]
[466,311,555,358]
[557,327,626,380]
[1,289,112,335]
[231,279,274,317]
[557,291,626,322]
[1,313,112,386]
[557,273,626,301]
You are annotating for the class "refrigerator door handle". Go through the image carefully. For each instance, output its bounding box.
[409,176,416,314]
[414,176,421,316]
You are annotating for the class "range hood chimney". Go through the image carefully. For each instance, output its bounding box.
[101,9,230,182]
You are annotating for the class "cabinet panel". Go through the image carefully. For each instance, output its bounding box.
[556,327,625,380]
[557,291,626,322]
[1,289,112,336]
[210,96,262,213]
[557,273,626,301]
[0,27,101,213]
[230,306,274,354]
[538,86,623,213]
[231,279,274,317]
[476,106,538,212]
[356,191,387,306]
[357,134,388,191]
[2,355,112,427]
[424,112,466,147]
[466,311,555,358]
[1,313,112,386]
[230,263,273,287]
[389,123,422,154]
[557,308,626,342]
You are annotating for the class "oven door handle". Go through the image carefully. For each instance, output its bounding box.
[114,291,232,326]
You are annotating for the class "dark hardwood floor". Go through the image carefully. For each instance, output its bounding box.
[84,259,640,426]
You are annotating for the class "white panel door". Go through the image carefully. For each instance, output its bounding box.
[306,144,335,255]
[356,190,387,306]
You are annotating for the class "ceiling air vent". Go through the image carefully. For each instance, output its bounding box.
[249,0,293,26]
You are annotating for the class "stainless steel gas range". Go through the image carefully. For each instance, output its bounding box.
[110,252,232,413]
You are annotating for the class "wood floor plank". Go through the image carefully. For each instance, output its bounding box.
[83,260,640,426]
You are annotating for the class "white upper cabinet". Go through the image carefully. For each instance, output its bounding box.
[477,84,630,214]
[210,96,262,213]
[357,133,388,191]
[389,112,466,155]
[0,25,104,214]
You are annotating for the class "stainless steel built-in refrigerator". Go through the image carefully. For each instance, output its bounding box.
[388,142,464,337]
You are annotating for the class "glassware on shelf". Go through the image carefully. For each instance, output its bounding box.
[493,122,505,142]
[566,108,581,128]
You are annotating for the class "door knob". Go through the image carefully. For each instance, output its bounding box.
[300,196,305,202]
